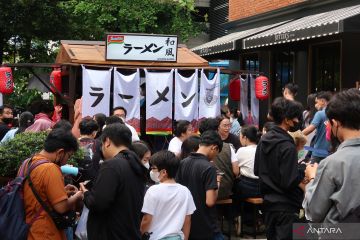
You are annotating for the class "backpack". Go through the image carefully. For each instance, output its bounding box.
[0,158,48,240]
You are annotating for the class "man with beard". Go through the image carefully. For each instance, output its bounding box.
[0,104,13,140]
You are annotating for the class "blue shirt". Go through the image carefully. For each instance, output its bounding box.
[311,110,329,157]
[0,128,18,144]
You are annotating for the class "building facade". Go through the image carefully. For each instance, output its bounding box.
[193,0,360,125]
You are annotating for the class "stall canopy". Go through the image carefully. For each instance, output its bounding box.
[243,4,360,49]
[191,21,289,57]
[56,40,208,67]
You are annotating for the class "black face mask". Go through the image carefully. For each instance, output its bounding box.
[2,117,13,125]
[289,121,302,132]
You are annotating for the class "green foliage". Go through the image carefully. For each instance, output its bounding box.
[62,0,202,42]
[4,73,43,110]
[0,131,83,178]
[1,0,202,65]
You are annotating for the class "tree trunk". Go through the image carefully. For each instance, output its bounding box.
[0,38,4,65]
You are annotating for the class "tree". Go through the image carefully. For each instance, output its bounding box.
[62,0,202,42]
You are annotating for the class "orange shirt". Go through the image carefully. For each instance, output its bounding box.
[22,154,68,240]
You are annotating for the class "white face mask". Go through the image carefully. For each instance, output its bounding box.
[143,162,150,169]
[150,170,160,183]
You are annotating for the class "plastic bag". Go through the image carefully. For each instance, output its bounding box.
[75,206,89,240]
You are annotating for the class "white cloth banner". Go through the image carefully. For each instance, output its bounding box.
[250,74,259,126]
[199,68,220,119]
[240,75,249,122]
[145,69,174,133]
[174,69,198,123]
[82,65,112,117]
[113,68,140,131]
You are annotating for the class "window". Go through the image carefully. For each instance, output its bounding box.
[312,43,340,92]
[273,50,295,97]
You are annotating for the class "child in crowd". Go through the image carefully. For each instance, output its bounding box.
[288,130,307,161]
[141,151,196,240]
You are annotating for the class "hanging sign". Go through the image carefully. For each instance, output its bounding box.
[106,33,178,62]
[199,68,221,120]
[82,65,112,117]
[145,69,174,135]
[174,69,199,129]
[113,68,141,132]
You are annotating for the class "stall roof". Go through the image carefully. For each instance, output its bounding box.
[56,40,208,67]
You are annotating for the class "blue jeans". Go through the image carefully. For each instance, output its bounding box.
[65,227,73,240]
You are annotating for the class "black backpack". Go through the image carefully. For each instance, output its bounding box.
[0,158,48,240]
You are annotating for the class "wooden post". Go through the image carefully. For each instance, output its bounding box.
[68,66,77,124]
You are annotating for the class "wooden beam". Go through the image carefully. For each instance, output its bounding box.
[68,66,77,124]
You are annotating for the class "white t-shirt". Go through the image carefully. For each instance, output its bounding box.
[236,145,258,179]
[142,183,196,240]
[125,123,140,142]
[168,137,182,155]
[229,144,238,164]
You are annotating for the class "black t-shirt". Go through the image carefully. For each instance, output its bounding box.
[176,153,218,239]
[84,150,146,240]
[0,123,10,141]
[224,133,241,151]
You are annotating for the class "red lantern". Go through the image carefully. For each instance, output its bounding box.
[0,67,14,94]
[255,76,270,100]
[229,78,241,101]
[50,69,62,93]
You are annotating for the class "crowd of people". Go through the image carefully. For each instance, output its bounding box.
[1,85,360,240]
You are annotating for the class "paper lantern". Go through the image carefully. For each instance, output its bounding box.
[0,67,14,94]
[255,76,269,100]
[229,78,241,101]
[50,69,62,93]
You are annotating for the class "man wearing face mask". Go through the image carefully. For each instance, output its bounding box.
[80,123,147,240]
[22,128,83,240]
[0,104,14,141]
[254,97,305,240]
[303,89,360,223]
[302,91,333,163]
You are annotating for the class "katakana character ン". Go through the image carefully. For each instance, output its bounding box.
[181,92,196,108]
[150,86,169,106]
[89,87,104,107]
[152,45,163,53]
[165,48,174,57]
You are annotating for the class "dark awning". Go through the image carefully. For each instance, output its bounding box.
[243,4,360,49]
[191,21,289,56]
